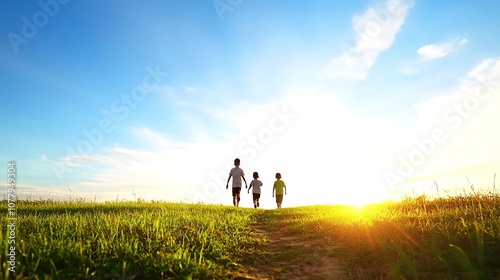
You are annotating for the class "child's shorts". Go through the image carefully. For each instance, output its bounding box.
[252,193,260,200]
[275,194,283,203]
[232,187,241,196]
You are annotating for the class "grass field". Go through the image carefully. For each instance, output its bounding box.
[0,202,261,279]
[261,195,500,279]
[1,194,500,279]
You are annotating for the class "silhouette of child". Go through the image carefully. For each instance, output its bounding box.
[248,171,263,208]
[272,172,287,208]
[226,158,248,207]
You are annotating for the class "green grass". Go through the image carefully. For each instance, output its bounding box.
[268,194,500,279]
[0,201,261,279]
[2,194,500,279]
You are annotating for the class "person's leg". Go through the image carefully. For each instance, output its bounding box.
[232,188,236,206]
[233,188,241,207]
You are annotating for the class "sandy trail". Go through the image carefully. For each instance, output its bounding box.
[235,211,347,280]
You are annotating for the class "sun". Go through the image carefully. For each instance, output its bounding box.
[340,192,381,208]
[323,182,390,208]
[284,181,389,208]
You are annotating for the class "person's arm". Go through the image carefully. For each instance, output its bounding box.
[247,182,253,193]
[284,184,287,195]
[242,175,248,189]
[226,175,232,189]
[272,186,275,197]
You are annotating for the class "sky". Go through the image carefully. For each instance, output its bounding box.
[1,0,500,208]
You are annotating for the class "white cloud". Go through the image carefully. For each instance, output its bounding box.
[468,57,500,86]
[154,85,216,109]
[40,155,47,161]
[388,57,500,194]
[325,0,414,80]
[400,37,468,74]
[417,37,468,61]
[131,127,184,150]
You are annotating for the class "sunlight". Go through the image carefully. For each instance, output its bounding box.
[340,192,382,208]
[328,175,390,208]
[283,175,389,208]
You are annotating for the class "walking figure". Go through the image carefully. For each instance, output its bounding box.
[248,171,263,208]
[226,158,248,207]
[272,172,287,208]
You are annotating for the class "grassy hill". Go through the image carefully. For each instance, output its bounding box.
[1,194,500,279]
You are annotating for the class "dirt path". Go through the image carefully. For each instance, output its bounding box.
[235,210,347,280]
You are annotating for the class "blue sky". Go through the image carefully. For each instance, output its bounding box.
[1,0,500,207]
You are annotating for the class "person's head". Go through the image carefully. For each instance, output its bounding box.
[234,158,240,166]
[253,172,259,179]
[275,173,281,180]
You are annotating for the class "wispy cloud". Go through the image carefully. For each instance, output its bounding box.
[468,57,500,85]
[325,0,414,80]
[131,127,185,150]
[417,37,468,62]
[401,37,468,74]
[389,57,500,193]
[154,85,215,108]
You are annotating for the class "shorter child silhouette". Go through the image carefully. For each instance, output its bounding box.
[248,172,263,208]
[272,173,287,209]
